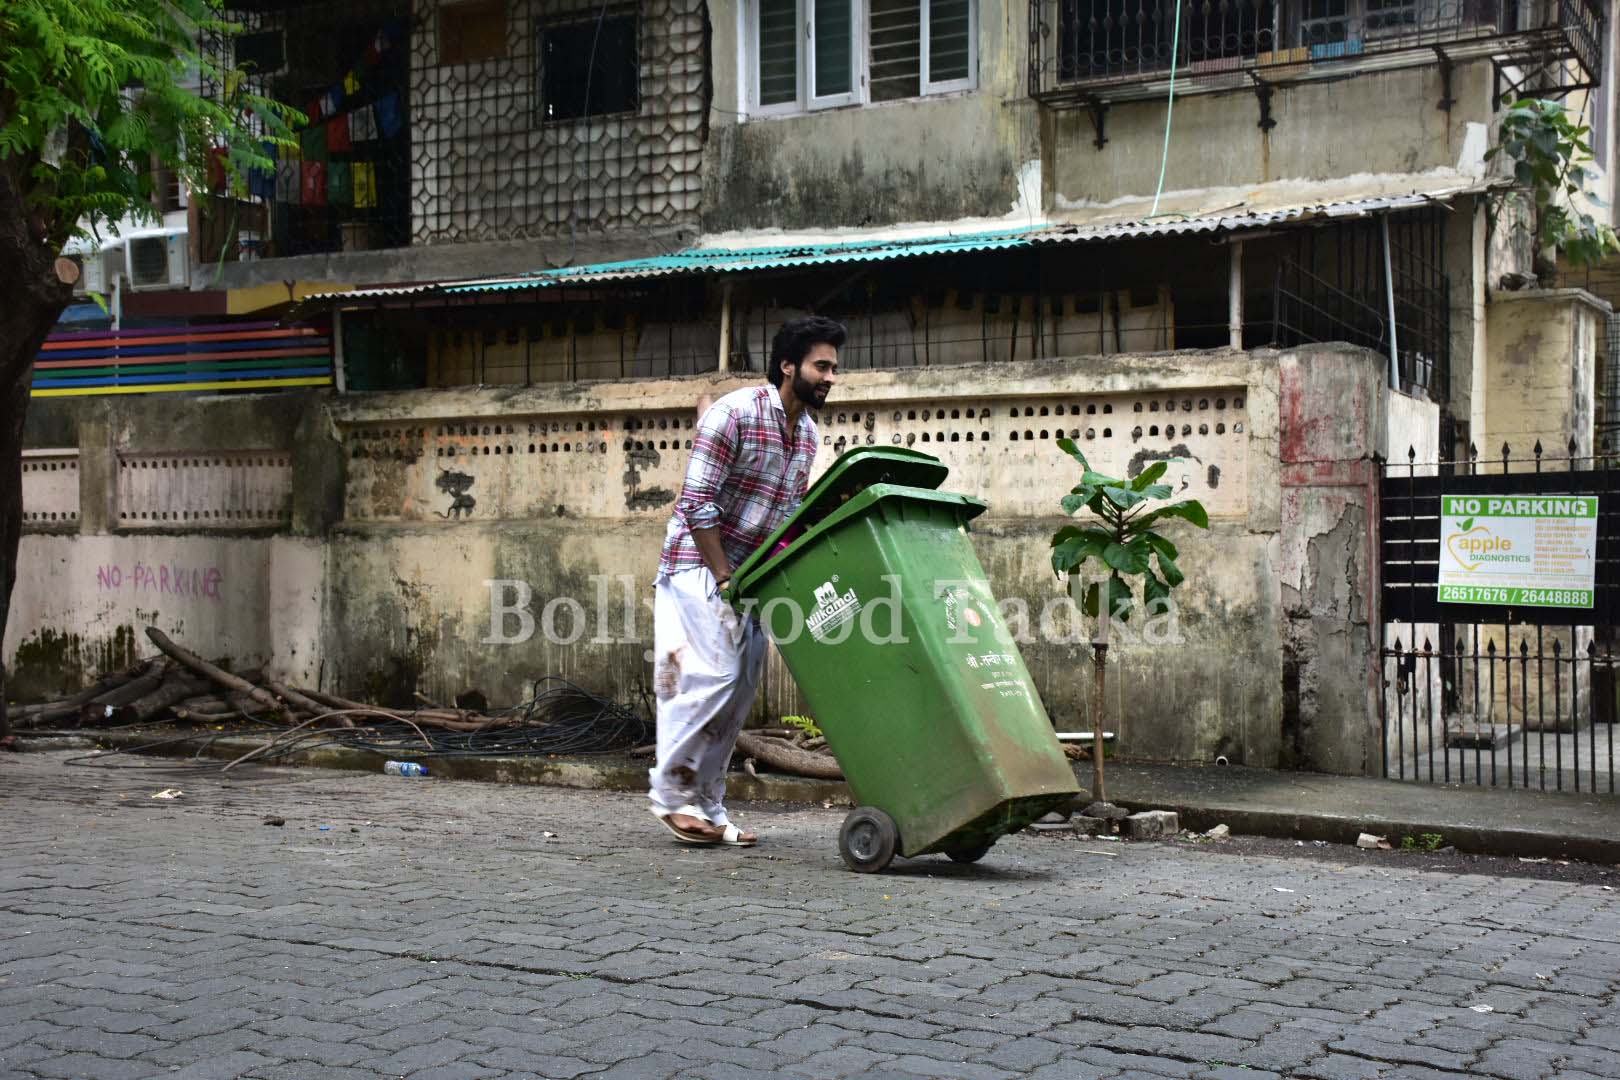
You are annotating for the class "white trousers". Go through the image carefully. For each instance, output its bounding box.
[648,567,767,827]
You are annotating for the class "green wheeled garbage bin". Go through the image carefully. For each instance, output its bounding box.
[729,447,1080,873]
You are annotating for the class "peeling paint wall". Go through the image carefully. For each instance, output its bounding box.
[14,345,1411,774]
[1274,347,1437,774]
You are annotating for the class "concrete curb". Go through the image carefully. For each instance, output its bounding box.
[16,729,1619,863]
[1108,798,1620,865]
[25,727,854,807]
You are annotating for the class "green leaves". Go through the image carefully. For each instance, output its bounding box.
[1048,443,1209,629]
[1050,526,1110,576]
[1492,96,1620,267]
[1102,538,1152,575]
[1055,437,1091,471]
[1076,574,1134,621]
[0,0,300,247]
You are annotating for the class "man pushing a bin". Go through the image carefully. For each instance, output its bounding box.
[648,315,846,846]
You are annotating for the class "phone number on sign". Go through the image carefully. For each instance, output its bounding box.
[1439,585,1594,607]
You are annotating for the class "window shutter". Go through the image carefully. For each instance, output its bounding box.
[757,0,798,106]
[927,0,972,85]
[870,0,921,102]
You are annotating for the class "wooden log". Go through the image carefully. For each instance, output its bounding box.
[175,694,230,713]
[735,731,844,780]
[12,671,134,718]
[78,669,167,727]
[112,673,219,724]
[145,628,295,719]
[172,706,235,723]
[265,680,350,727]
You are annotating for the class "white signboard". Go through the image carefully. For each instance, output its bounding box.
[1437,495,1598,608]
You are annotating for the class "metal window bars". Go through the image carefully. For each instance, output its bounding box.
[1029,0,1607,102]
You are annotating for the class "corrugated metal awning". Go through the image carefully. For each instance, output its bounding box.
[301,174,1498,307]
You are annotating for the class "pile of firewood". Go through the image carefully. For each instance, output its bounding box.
[12,627,500,736]
[13,626,844,781]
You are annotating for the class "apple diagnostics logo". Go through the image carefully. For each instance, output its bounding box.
[1447,515,1507,571]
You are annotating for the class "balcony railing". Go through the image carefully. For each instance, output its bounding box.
[1030,0,1606,101]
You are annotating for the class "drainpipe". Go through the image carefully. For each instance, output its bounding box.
[332,308,348,394]
[1228,240,1244,351]
[1382,214,1400,390]
[717,280,733,373]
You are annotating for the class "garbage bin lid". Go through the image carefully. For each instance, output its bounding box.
[802,446,949,506]
[731,482,986,600]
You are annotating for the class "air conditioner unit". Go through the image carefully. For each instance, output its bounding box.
[126,232,189,291]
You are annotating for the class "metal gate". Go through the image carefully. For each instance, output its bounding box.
[1380,442,1618,792]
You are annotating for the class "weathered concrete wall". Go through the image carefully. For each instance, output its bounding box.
[9,391,341,698]
[6,535,323,701]
[1274,347,1436,775]
[11,345,1408,774]
[1047,61,1493,205]
[1485,288,1610,457]
[702,0,1037,230]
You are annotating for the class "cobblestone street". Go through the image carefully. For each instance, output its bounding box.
[1,750,1617,1080]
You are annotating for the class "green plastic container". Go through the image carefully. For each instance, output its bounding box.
[730,447,1080,872]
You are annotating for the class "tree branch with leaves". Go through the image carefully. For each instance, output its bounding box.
[1049,438,1209,800]
[1487,97,1620,272]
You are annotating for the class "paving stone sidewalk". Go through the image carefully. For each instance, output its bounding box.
[1,750,1617,1080]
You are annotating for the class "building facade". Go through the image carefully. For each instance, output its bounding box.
[12,0,1617,777]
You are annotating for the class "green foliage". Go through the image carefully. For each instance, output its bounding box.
[1399,833,1445,851]
[1049,439,1209,623]
[0,0,301,246]
[1486,98,1620,267]
[781,714,822,740]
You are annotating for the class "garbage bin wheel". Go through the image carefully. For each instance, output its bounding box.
[944,840,993,864]
[839,807,899,873]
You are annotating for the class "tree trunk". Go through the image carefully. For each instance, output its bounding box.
[0,165,76,738]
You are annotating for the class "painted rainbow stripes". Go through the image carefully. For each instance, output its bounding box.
[31,321,334,397]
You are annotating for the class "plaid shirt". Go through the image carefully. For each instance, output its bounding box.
[659,385,818,578]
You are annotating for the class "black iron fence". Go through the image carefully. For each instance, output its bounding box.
[1380,442,1619,793]
[1030,0,1606,100]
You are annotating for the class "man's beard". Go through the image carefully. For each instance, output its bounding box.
[792,371,829,410]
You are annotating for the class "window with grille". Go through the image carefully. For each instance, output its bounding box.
[750,0,975,115]
[538,9,639,122]
[1299,0,1353,46]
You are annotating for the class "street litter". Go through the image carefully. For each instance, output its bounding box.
[1469,1005,1494,1013]
[1356,833,1391,850]
[150,788,184,799]
[1519,857,1550,863]
[263,817,285,827]
[1272,887,1295,893]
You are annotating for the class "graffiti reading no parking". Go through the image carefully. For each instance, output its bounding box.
[96,562,224,601]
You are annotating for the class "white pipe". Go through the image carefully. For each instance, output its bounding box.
[1228,240,1244,351]
[717,281,733,373]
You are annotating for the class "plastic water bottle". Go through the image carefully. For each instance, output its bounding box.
[383,760,429,777]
